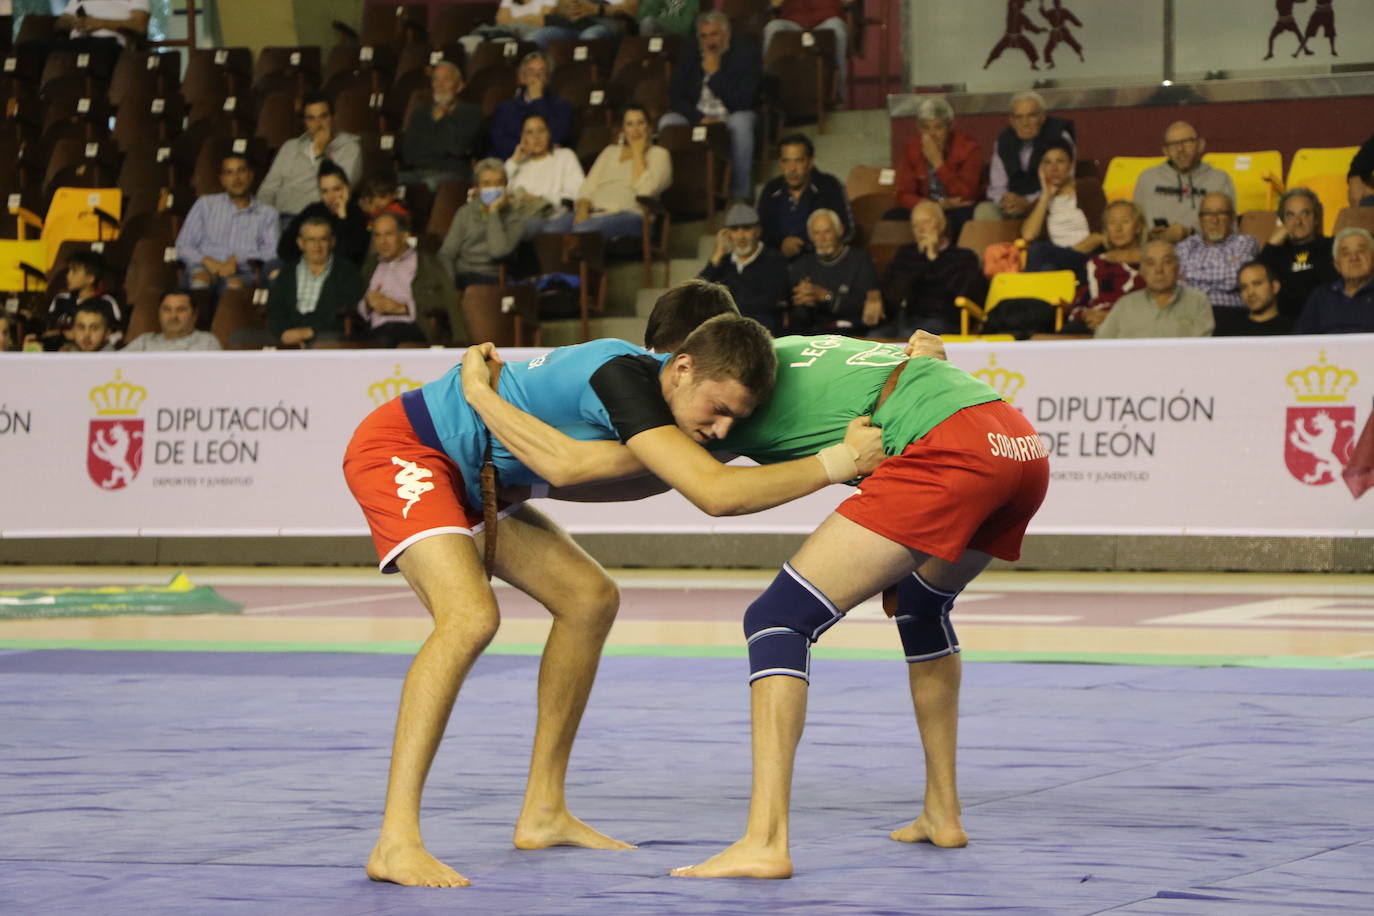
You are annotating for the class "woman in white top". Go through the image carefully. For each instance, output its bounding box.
[573,104,674,240]
[505,113,585,238]
[1020,139,1104,280]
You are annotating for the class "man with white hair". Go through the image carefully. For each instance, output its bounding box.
[399,61,482,189]
[699,202,791,334]
[786,208,880,335]
[489,52,573,161]
[662,11,761,202]
[878,200,985,336]
[974,91,1075,222]
[1293,227,1374,334]
[1174,191,1258,334]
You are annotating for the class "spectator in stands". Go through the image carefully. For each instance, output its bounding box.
[122,291,222,351]
[357,175,411,229]
[1348,134,1374,207]
[756,133,851,259]
[787,208,879,335]
[661,11,761,202]
[505,113,586,237]
[1066,199,1146,333]
[463,0,556,50]
[1220,261,1293,336]
[877,200,985,336]
[177,154,280,296]
[573,104,672,240]
[699,202,790,334]
[974,91,1074,221]
[356,212,448,348]
[1095,240,1213,338]
[42,250,123,350]
[278,163,370,267]
[529,0,634,46]
[1020,138,1105,280]
[1293,228,1374,334]
[1175,191,1258,334]
[264,217,367,348]
[893,96,983,241]
[257,93,363,219]
[1132,121,1235,243]
[37,0,149,79]
[638,0,699,35]
[490,52,574,162]
[66,304,115,352]
[398,61,482,190]
[440,158,546,288]
[763,0,850,101]
[1258,188,1335,320]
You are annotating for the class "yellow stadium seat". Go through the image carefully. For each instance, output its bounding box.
[1202,151,1283,214]
[1287,147,1359,235]
[955,270,1077,335]
[13,188,122,268]
[1103,156,1165,202]
[0,240,49,292]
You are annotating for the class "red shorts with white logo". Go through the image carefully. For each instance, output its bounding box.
[343,397,507,573]
[836,399,1049,563]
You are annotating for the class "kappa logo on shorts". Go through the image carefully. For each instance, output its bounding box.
[391,456,435,518]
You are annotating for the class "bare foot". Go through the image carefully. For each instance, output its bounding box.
[670,839,792,879]
[513,808,636,850]
[889,811,968,848]
[367,840,470,887]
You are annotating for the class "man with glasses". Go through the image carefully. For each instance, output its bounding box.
[1258,187,1336,320]
[1133,121,1235,245]
[1175,191,1258,335]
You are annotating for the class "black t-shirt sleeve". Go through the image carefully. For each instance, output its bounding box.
[589,354,676,443]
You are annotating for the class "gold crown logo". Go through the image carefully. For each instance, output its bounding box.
[1286,351,1357,403]
[369,364,423,406]
[89,369,147,416]
[973,354,1025,404]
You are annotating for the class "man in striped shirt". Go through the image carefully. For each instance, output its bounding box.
[176,154,281,297]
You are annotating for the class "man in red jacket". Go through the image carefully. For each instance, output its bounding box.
[763,0,851,102]
[894,96,985,244]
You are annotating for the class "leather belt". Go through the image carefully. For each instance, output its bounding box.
[874,359,909,412]
[480,361,503,580]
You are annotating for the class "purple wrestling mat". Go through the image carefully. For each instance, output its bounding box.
[3,650,1373,915]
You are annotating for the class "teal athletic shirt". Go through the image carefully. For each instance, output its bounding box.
[719,335,1003,464]
[408,338,672,506]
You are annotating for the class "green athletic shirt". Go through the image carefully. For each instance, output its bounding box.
[718,335,1003,464]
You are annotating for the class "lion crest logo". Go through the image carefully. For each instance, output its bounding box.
[1284,407,1355,486]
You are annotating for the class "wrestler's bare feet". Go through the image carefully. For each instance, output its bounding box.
[367,840,470,887]
[513,807,636,850]
[670,838,793,879]
[889,811,968,848]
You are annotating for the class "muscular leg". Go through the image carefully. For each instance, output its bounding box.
[491,504,635,851]
[674,513,941,878]
[367,533,501,888]
[889,549,992,849]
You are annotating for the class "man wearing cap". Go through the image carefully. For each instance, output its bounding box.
[699,203,792,335]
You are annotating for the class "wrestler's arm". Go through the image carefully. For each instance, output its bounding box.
[462,347,882,516]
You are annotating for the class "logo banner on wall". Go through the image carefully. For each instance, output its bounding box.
[0,337,1370,539]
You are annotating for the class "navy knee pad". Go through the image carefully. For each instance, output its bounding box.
[893,572,960,662]
[743,562,843,684]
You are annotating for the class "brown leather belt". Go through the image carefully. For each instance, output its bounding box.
[874,359,909,413]
[479,361,503,580]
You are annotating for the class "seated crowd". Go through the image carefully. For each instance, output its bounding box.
[2,13,1372,354]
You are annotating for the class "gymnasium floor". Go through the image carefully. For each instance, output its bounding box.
[3,567,1374,914]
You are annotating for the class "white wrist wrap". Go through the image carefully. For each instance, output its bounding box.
[816,443,859,484]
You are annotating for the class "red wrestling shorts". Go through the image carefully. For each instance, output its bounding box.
[343,395,510,573]
[836,399,1049,563]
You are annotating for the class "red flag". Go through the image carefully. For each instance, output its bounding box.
[1342,402,1374,499]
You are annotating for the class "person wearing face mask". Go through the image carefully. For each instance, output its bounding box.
[572,104,673,241]
[439,158,547,289]
[278,162,371,267]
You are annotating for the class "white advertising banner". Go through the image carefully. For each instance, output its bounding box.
[1,335,1371,539]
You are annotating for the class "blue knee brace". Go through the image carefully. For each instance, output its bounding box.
[893,573,960,662]
[743,562,843,684]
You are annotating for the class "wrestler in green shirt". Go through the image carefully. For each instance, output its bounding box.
[720,335,1002,464]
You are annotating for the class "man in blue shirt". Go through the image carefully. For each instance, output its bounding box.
[1294,228,1374,334]
[175,154,280,296]
[344,280,882,888]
